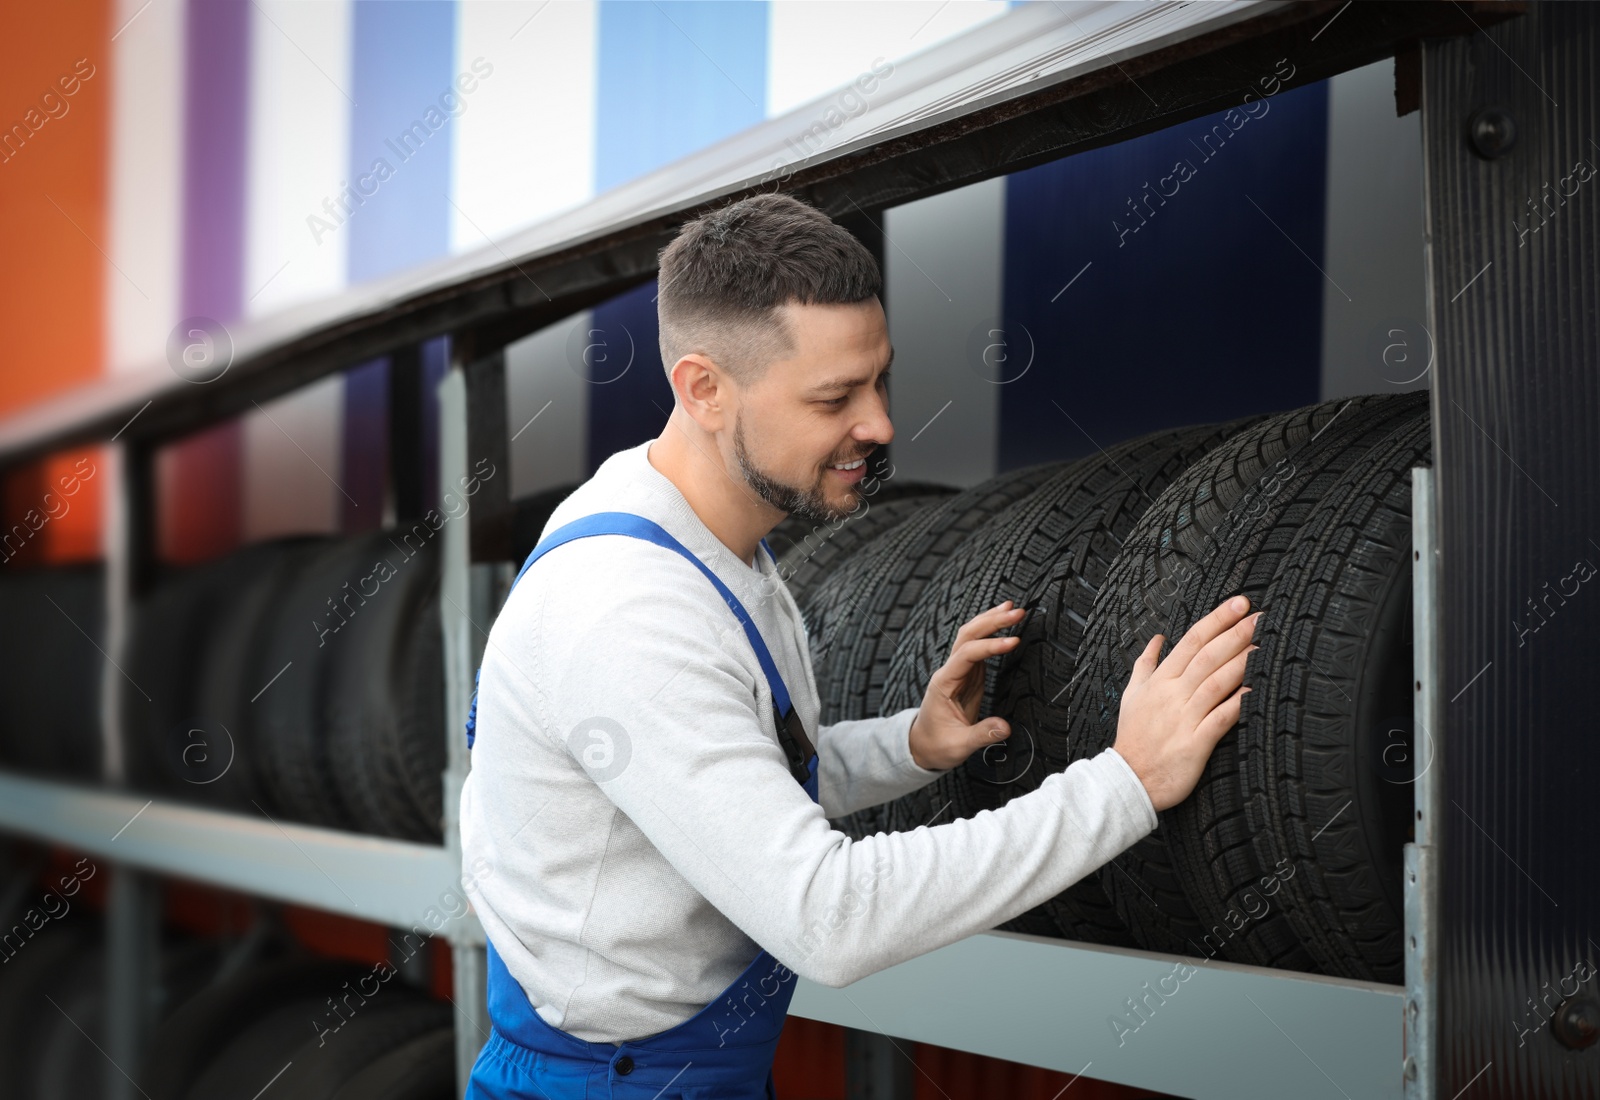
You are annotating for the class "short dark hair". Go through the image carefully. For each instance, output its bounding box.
[656,193,882,390]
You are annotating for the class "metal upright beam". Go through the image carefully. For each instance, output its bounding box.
[102,440,162,1100]
[1419,2,1599,1095]
[1405,466,1442,1100]
[438,354,493,1091]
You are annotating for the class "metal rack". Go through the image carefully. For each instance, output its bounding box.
[2,3,1590,1098]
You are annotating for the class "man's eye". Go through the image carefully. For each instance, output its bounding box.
[821,396,848,408]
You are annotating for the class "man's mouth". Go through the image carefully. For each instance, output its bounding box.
[826,457,867,471]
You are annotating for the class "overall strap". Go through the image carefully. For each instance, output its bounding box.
[465,513,801,762]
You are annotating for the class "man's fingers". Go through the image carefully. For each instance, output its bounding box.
[969,719,1011,751]
[1177,609,1261,692]
[935,634,1020,688]
[953,600,1024,648]
[1164,595,1251,680]
[1193,682,1249,748]
[1128,633,1163,689]
[1186,645,1254,720]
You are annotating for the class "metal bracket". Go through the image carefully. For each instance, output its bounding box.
[1404,466,1441,1100]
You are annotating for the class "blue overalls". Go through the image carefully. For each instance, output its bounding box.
[463,511,819,1100]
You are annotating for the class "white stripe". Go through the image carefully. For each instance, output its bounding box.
[105,0,183,374]
[451,0,598,252]
[243,1,352,540]
[765,1,1006,117]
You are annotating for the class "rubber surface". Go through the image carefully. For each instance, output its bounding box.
[325,536,443,841]
[190,540,330,814]
[148,955,377,1100]
[128,540,321,807]
[253,533,398,830]
[1242,408,1432,980]
[180,984,447,1100]
[1062,392,1424,958]
[330,1026,457,1100]
[0,565,104,779]
[1151,392,1427,968]
[806,466,1061,853]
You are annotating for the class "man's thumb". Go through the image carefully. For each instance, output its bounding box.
[980,719,1010,742]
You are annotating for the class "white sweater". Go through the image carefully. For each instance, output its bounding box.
[458,440,1157,1043]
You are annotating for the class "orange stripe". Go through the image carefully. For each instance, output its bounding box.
[0,0,111,564]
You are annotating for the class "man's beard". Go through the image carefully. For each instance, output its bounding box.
[732,412,858,524]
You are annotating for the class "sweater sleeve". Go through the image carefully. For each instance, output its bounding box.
[815,707,945,819]
[539,571,1159,989]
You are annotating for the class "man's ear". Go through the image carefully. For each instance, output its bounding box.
[670,353,731,430]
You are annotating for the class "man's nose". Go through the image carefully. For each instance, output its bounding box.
[860,390,893,446]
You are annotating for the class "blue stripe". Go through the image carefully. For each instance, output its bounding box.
[347,0,458,281]
[587,1,769,473]
[594,0,769,193]
[342,1,458,526]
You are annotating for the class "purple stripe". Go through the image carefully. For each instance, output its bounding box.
[181,0,250,323]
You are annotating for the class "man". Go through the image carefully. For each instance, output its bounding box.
[460,193,1259,1099]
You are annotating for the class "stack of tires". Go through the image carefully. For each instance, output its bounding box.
[795,392,1430,981]
[0,564,105,781]
[122,529,446,842]
[147,954,455,1100]
[0,911,455,1100]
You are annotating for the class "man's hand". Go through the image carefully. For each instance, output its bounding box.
[1112,595,1262,812]
[910,601,1026,771]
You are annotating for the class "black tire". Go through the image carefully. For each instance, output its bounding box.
[0,565,104,779]
[148,955,376,1100]
[1063,393,1425,958]
[857,461,1083,845]
[0,917,96,1088]
[272,997,452,1099]
[128,540,321,805]
[911,416,1272,943]
[330,1026,456,1100]
[1242,409,1433,981]
[253,532,400,830]
[393,587,446,839]
[826,462,1069,728]
[325,536,442,842]
[1136,393,1427,969]
[818,461,1070,935]
[181,985,445,1100]
[809,466,1060,849]
[29,936,219,1100]
[775,480,959,601]
[190,541,331,814]
[25,938,106,1100]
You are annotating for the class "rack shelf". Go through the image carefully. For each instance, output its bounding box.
[0,770,480,943]
[792,931,1403,1100]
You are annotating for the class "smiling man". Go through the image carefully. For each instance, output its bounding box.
[460,193,1258,1100]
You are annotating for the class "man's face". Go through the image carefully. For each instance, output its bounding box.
[729,298,893,524]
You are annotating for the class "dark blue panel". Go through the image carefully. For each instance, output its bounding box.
[999,78,1330,471]
[342,357,390,532]
[585,283,666,476]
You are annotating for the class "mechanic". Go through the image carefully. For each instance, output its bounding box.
[459,192,1259,1099]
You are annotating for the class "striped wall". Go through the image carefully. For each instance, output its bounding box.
[7,3,1427,555]
[0,0,111,565]
[240,0,350,544]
